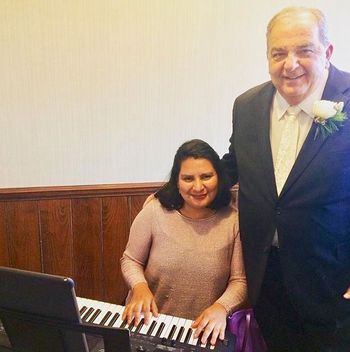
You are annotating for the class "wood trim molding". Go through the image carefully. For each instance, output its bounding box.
[0,182,164,201]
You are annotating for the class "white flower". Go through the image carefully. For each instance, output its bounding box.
[312,100,347,140]
[313,100,344,122]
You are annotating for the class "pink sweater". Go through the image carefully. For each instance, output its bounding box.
[120,199,247,320]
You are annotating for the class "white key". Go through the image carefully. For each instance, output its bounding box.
[174,318,186,341]
[151,314,167,337]
[188,321,199,346]
[98,303,119,326]
[87,302,111,324]
[76,297,88,309]
[77,297,96,313]
[165,316,179,340]
[180,319,193,343]
[139,314,159,335]
[106,304,124,327]
[77,297,107,320]
[111,305,126,328]
[159,315,173,338]
[90,302,110,324]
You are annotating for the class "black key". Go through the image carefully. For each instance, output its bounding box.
[100,311,112,325]
[79,306,88,315]
[88,309,102,323]
[155,322,165,337]
[175,326,184,341]
[135,319,144,333]
[82,307,94,321]
[107,312,120,327]
[128,319,135,330]
[119,319,128,329]
[184,328,193,344]
[196,332,209,349]
[146,320,157,335]
[196,332,203,346]
[167,325,177,340]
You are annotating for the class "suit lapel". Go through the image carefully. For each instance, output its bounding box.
[280,65,350,197]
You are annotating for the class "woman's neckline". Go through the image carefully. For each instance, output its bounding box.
[177,208,217,220]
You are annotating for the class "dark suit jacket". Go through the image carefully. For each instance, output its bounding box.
[222,64,350,323]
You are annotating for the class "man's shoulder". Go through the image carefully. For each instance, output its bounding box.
[235,81,275,105]
[328,65,350,92]
[331,65,350,80]
[323,65,350,107]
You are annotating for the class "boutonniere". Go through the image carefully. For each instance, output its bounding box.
[312,100,347,140]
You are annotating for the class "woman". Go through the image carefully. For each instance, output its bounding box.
[120,139,247,346]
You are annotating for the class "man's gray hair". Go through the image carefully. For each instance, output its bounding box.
[266,7,330,47]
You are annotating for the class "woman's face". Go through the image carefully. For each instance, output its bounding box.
[177,157,218,217]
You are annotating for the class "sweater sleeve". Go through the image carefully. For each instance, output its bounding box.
[120,201,155,289]
[215,221,247,314]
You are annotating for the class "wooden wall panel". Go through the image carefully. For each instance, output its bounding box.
[72,198,103,300]
[6,201,41,271]
[39,199,73,277]
[0,202,10,266]
[0,183,169,302]
[130,195,149,223]
[102,196,129,304]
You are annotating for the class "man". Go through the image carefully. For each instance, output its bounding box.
[222,6,350,352]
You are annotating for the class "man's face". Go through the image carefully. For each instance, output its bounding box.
[267,14,333,105]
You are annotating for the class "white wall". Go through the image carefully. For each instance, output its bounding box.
[1,0,349,187]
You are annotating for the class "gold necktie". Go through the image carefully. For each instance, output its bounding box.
[275,106,301,195]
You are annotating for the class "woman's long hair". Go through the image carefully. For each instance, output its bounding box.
[155,139,232,210]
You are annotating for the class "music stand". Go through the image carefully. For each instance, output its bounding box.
[0,266,131,352]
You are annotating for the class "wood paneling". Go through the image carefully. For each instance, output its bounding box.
[39,199,73,277]
[130,195,149,223]
[6,201,41,271]
[0,183,162,304]
[72,198,103,300]
[102,197,130,304]
[0,202,9,266]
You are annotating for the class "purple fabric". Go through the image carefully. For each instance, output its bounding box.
[227,309,267,352]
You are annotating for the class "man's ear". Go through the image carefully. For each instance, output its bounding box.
[325,44,333,64]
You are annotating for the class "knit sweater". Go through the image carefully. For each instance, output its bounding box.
[120,199,247,320]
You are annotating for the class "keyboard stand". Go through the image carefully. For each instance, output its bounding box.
[0,307,131,352]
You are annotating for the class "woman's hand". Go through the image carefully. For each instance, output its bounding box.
[344,286,350,299]
[122,282,159,326]
[192,303,227,346]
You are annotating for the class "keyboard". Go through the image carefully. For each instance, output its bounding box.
[77,297,236,352]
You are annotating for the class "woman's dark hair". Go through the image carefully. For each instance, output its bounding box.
[155,139,232,210]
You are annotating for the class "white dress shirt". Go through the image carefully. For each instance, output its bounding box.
[270,69,329,168]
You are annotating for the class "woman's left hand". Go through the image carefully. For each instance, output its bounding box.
[191,302,227,346]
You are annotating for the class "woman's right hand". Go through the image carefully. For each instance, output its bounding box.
[122,282,159,326]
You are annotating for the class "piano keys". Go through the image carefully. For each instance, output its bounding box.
[77,297,236,352]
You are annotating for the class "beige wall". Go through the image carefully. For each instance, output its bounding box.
[1,0,349,187]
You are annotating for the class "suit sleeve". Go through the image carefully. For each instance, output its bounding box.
[222,100,239,186]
